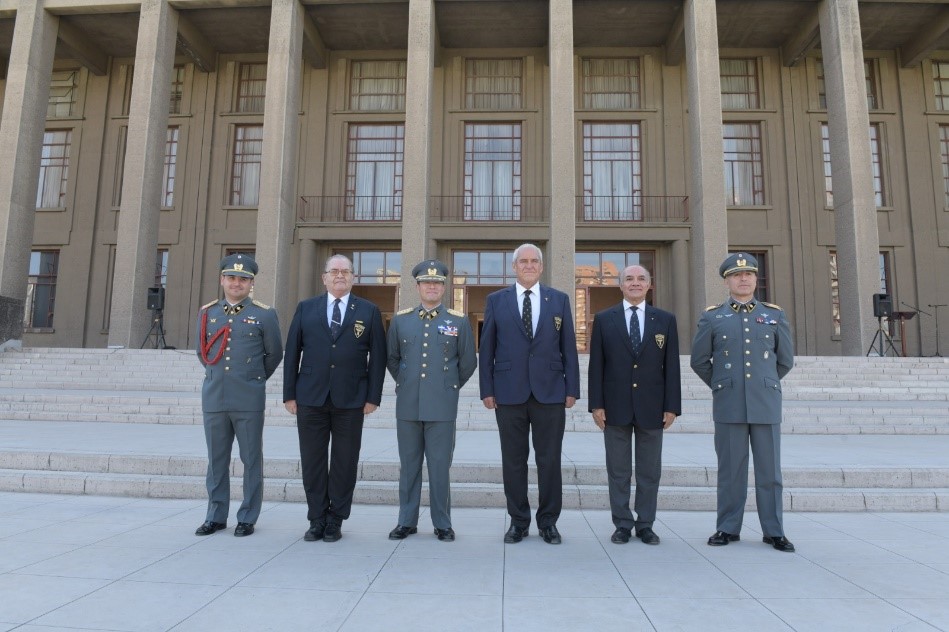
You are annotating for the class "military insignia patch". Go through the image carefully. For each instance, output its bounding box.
[655,334,666,349]
[554,316,562,331]
[354,321,365,338]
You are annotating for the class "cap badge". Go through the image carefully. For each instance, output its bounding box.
[233,263,244,271]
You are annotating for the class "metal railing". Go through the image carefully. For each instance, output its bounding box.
[430,196,550,223]
[298,196,402,223]
[575,195,689,223]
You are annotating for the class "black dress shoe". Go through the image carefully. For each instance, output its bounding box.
[434,527,456,542]
[611,527,631,544]
[304,521,325,542]
[763,535,795,552]
[504,524,529,543]
[234,522,254,537]
[323,523,342,542]
[636,527,660,545]
[707,530,740,546]
[195,521,227,536]
[388,525,418,540]
[539,525,562,545]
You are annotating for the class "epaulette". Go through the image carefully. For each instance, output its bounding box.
[761,302,783,311]
[252,299,271,309]
[447,308,464,317]
[704,304,719,312]
[396,307,413,316]
[201,300,217,310]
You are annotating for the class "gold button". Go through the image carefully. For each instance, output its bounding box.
[744,328,749,332]
[332,344,336,348]
[425,323,429,327]
[424,333,429,337]
[225,356,230,361]
[330,364,335,368]
[745,350,750,355]
[743,318,748,322]
[633,364,638,369]
[745,339,750,343]
[421,373,426,378]
[422,363,427,368]
[722,335,727,339]
[746,362,751,366]
[228,319,233,323]
[224,367,229,371]
[423,343,428,347]
[746,373,751,378]
[633,383,638,388]
[225,347,230,351]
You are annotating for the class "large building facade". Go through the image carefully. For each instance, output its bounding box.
[1,0,948,356]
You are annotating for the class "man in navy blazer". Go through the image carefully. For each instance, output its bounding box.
[479,243,580,545]
[284,254,386,543]
[588,265,681,545]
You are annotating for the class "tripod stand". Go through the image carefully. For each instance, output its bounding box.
[866,316,899,357]
[140,309,170,349]
[928,304,946,357]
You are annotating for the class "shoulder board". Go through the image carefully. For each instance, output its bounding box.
[704,304,719,312]
[447,308,465,317]
[201,300,217,310]
[252,299,271,309]
[761,302,783,311]
[396,307,413,316]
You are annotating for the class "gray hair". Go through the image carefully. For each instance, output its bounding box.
[512,243,543,264]
[623,264,652,284]
[324,254,353,272]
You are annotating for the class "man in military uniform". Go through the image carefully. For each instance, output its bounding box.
[690,252,795,552]
[195,254,283,537]
[386,260,477,542]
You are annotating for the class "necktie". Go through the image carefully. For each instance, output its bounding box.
[629,305,641,354]
[331,298,342,337]
[522,289,533,339]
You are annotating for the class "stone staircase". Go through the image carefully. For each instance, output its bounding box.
[1,347,947,511]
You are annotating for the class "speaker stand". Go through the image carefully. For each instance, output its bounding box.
[140,309,170,349]
[866,316,899,357]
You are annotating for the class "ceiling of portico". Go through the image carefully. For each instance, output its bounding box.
[0,0,941,72]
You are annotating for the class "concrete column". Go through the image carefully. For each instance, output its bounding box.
[671,238,691,347]
[297,237,316,300]
[254,0,304,321]
[107,0,178,347]
[0,0,58,349]
[819,0,880,355]
[547,0,576,298]
[398,0,435,310]
[683,0,728,311]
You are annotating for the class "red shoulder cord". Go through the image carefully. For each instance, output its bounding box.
[200,308,231,365]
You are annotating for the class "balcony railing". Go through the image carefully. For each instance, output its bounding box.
[431,196,549,223]
[575,195,689,223]
[298,196,402,223]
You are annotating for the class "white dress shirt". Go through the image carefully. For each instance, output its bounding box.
[515,282,540,334]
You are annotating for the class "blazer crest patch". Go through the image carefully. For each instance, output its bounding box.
[655,333,666,349]
[354,320,366,338]
[554,316,562,331]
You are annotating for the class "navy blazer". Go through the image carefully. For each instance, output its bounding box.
[478,284,581,406]
[283,293,386,409]
[587,302,682,429]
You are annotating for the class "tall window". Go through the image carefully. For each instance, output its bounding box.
[349,251,402,285]
[723,122,764,206]
[720,59,759,109]
[24,251,59,329]
[350,60,406,111]
[581,122,642,220]
[36,130,71,208]
[169,65,185,114]
[817,59,880,110]
[830,251,890,336]
[940,125,949,208]
[934,61,949,111]
[235,63,267,113]
[48,70,79,118]
[465,59,522,110]
[580,58,640,109]
[463,123,522,220]
[155,249,169,288]
[230,125,263,206]
[162,127,179,207]
[822,123,885,208]
[344,124,404,220]
[729,250,770,302]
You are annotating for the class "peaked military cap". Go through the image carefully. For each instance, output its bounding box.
[412,259,449,283]
[220,253,258,278]
[719,252,758,278]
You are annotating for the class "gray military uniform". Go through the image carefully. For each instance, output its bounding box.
[387,304,477,529]
[196,297,283,525]
[690,298,794,536]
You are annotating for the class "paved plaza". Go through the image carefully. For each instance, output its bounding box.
[1,492,948,631]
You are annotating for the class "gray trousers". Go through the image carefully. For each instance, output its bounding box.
[604,424,663,531]
[714,422,784,537]
[203,410,264,525]
[396,419,456,530]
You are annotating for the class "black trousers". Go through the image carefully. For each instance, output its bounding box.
[297,402,364,525]
[495,395,566,529]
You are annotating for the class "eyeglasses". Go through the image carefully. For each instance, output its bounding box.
[324,269,353,277]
